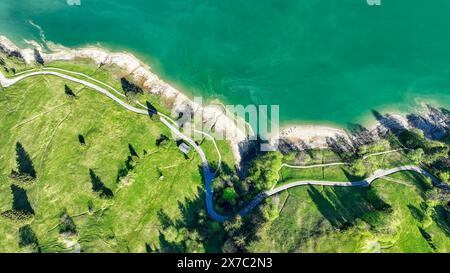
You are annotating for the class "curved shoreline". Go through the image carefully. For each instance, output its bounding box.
[1,66,446,224]
[3,35,449,162]
[0,35,251,164]
[1,35,449,224]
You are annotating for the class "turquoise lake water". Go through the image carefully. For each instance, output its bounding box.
[1,0,450,127]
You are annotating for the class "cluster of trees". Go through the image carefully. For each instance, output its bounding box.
[0,56,17,74]
[59,209,77,236]
[19,225,40,253]
[245,152,283,192]
[398,129,450,185]
[348,129,450,185]
[121,77,143,98]
[151,194,224,253]
[213,151,282,215]
[212,165,241,213]
[221,201,277,253]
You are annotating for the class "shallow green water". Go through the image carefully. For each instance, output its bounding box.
[1,0,450,127]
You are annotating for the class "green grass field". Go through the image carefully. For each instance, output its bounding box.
[278,149,414,186]
[1,55,448,253]
[249,170,449,253]
[0,58,232,252]
[257,145,449,253]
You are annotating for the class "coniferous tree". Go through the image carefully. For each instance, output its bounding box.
[10,142,37,182]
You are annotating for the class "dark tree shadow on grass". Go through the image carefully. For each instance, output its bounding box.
[116,143,143,183]
[399,171,433,196]
[146,101,158,118]
[1,185,34,220]
[59,209,77,236]
[115,156,134,183]
[10,142,37,182]
[89,169,113,199]
[156,134,170,147]
[307,186,344,229]
[208,161,236,179]
[33,49,44,65]
[341,167,365,182]
[157,209,174,230]
[152,187,227,253]
[366,188,392,212]
[145,243,153,253]
[307,186,373,230]
[121,78,143,96]
[11,184,34,214]
[432,205,450,237]
[19,225,41,252]
[418,227,437,252]
[64,84,76,97]
[157,232,185,253]
[408,204,425,223]
[78,134,86,145]
[128,144,139,158]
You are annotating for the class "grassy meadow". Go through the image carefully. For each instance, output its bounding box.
[247,146,450,253]
[0,57,228,252]
[0,54,448,253]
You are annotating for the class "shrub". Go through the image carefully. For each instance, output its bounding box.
[439,172,450,184]
[78,134,86,145]
[1,210,33,221]
[399,129,426,149]
[423,177,434,190]
[156,134,170,147]
[64,84,76,97]
[59,210,77,236]
[409,148,424,164]
[246,152,283,191]
[19,225,40,252]
[222,187,237,206]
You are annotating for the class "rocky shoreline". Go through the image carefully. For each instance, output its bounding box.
[276,107,450,155]
[1,35,449,164]
[0,36,251,163]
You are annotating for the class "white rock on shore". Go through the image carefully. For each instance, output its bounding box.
[2,36,448,162]
[0,36,251,164]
